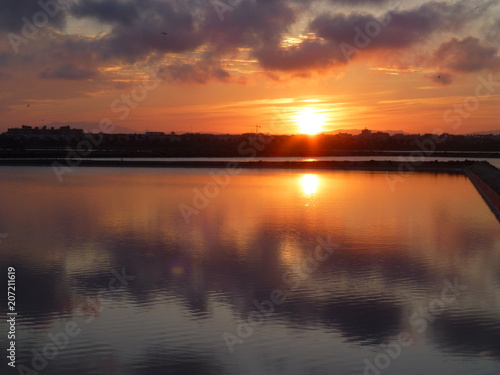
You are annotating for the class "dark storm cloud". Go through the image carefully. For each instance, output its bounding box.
[201,0,297,52]
[163,59,231,84]
[71,0,139,25]
[25,33,103,80]
[91,0,296,61]
[0,0,67,32]
[312,0,490,50]
[60,0,298,82]
[432,37,500,73]
[39,63,99,80]
[330,0,390,5]
[255,39,345,71]
[2,0,497,83]
[69,0,205,63]
[255,0,498,72]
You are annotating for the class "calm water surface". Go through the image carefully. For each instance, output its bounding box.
[0,167,499,375]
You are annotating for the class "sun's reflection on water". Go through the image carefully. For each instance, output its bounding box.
[300,174,320,196]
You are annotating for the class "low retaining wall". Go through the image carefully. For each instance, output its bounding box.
[466,163,500,220]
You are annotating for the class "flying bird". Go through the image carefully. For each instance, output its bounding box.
[27,104,30,107]
[438,75,441,79]
[162,32,167,35]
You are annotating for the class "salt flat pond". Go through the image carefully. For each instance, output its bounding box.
[0,167,499,375]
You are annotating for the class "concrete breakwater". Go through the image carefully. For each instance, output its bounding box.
[466,162,500,220]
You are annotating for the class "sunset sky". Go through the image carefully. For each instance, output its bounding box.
[0,0,499,134]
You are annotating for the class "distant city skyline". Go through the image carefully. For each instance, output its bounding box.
[4,122,500,136]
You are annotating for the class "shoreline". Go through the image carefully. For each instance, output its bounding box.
[0,158,483,172]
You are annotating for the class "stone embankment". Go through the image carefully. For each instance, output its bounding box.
[466,162,500,219]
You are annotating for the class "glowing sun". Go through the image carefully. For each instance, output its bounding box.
[295,108,325,135]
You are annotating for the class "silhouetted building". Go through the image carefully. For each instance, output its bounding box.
[5,125,84,140]
[360,129,372,138]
